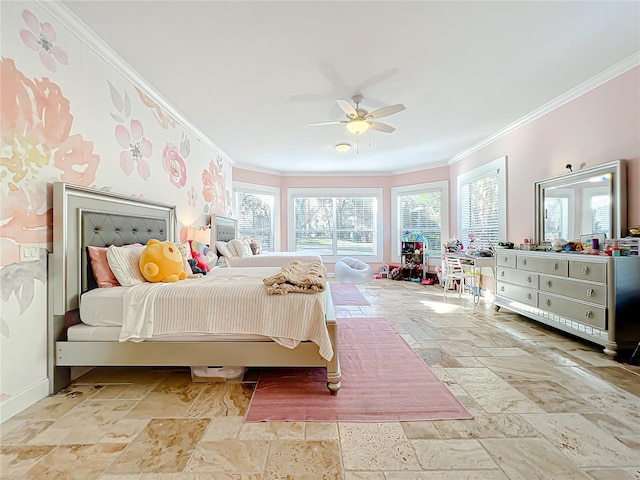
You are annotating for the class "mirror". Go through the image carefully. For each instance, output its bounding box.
[534,160,627,246]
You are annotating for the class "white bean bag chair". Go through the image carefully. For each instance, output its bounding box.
[334,257,372,284]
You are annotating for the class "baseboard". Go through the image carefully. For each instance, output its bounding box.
[0,378,49,423]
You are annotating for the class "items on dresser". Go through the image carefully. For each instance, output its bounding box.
[494,250,640,357]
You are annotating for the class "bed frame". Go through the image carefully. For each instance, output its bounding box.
[49,183,341,395]
[211,214,237,249]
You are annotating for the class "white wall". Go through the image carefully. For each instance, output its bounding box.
[0,1,233,421]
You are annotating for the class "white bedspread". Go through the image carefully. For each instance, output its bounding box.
[119,268,332,360]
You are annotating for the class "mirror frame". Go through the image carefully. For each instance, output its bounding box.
[534,159,627,247]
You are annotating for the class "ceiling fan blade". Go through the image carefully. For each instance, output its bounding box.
[368,121,396,133]
[336,99,358,118]
[366,104,406,120]
[309,120,346,126]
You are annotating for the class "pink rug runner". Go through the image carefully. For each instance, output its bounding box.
[329,283,370,306]
[245,318,473,422]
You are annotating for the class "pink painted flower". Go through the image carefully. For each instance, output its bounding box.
[201,158,227,214]
[162,143,186,188]
[115,119,152,180]
[1,59,100,252]
[20,10,69,72]
[54,134,100,185]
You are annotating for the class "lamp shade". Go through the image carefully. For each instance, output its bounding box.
[188,227,211,245]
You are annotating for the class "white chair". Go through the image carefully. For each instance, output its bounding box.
[334,257,372,284]
[443,256,477,301]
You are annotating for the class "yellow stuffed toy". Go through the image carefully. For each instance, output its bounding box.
[139,239,187,283]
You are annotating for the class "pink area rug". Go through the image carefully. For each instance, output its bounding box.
[329,283,370,306]
[245,318,473,422]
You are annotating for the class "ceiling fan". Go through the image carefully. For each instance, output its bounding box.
[309,95,406,134]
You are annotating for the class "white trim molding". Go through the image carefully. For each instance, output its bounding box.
[37,0,234,166]
[0,378,49,423]
[449,53,640,165]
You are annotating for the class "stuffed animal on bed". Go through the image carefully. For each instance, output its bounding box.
[139,239,187,283]
[189,240,217,272]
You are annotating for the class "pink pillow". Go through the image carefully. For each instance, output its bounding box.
[88,244,141,288]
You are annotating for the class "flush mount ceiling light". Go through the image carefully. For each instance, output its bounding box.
[335,143,351,153]
[345,119,370,135]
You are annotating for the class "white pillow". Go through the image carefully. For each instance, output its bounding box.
[215,241,234,258]
[229,238,252,258]
[106,245,146,286]
[203,251,218,269]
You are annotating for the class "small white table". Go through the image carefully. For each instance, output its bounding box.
[445,254,497,304]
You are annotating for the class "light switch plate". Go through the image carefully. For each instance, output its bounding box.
[19,244,40,262]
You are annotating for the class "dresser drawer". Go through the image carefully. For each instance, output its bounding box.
[538,293,606,329]
[539,275,607,306]
[496,252,516,268]
[568,260,607,283]
[497,267,538,288]
[517,255,567,276]
[496,281,537,307]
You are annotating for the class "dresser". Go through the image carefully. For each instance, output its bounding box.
[494,250,640,356]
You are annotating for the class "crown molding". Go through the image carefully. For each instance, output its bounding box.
[234,160,449,177]
[448,52,640,165]
[389,159,450,176]
[37,0,234,166]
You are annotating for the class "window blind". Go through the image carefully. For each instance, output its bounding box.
[397,191,442,253]
[293,196,376,256]
[459,171,500,247]
[235,191,275,251]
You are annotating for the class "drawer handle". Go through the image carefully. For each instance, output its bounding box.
[545,299,551,306]
[587,288,594,297]
[526,293,532,300]
[585,310,593,319]
[552,262,558,270]
[546,280,552,287]
[500,271,505,277]
[522,259,527,266]
[527,276,532,283]
[500,286,505,292]
[582,266,589,275]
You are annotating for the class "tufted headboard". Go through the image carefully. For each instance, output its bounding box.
[81,211,167,292]
[211,215,238,254]
[50,182,177,392]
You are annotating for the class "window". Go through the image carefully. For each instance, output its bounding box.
[457,156,507,247]
[391,181,449,262]
[288,188,382,260]
[233,182,279,252]
[544,194,571,241]
[584,186,610,238]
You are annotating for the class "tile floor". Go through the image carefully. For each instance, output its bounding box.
[1,280,639,479]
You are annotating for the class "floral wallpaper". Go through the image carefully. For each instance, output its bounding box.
[0,1,232,413]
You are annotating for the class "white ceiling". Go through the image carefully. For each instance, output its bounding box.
[61,1,639,175]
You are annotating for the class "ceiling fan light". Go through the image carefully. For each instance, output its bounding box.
[346,119,370,135]
[335,143,351,153]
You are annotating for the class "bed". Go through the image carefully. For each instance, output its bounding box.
[48,183,341,395]
[212,215,323,267]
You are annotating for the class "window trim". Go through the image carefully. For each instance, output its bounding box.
[391,180,449,263]
[287,188,383,262]
[232,181,280,252]
[456,156,507,245]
